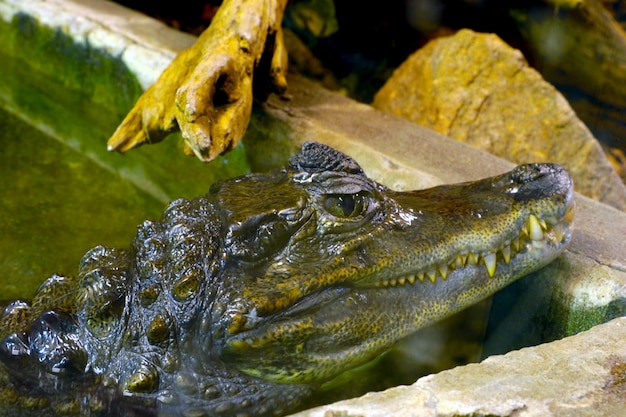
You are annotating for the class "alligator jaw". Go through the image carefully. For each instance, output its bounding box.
[365,208,574,288]
[221,162,574,385]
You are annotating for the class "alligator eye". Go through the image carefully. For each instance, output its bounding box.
[324,193,367,218]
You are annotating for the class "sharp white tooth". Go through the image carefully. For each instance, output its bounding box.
[553,222,567,242]
[483,252,497,277]
[418,273,425,282]
[398,276,406,286]
[427,268,437,283]
[389,278,397,287]
[532,239,547,250]
[438,264,448,280]
[528,215,544,241]
[565,205,575,223]
[467,253,478,265]
[407,275,416,284]
[511,237,520,252]
[501,245,511,264]
[539,218,548,230]
[520,223,528,237]
[455,254,466,269]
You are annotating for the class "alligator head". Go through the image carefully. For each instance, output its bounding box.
[0,142,573,416]
[214,142,574,385]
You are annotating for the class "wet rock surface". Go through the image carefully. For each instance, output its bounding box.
[373,29,626,211]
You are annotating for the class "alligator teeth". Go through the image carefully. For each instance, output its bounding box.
[519,223,528,237]
[438,264,448,280]
[454,254,465,269]
[531,239,547,250]
[482,252,497,277]
[565,205,575,223]
[528,214,544,241]
[373,212,569,289]
[501,245,511,264]
[466,253,479,266]
[426,268,437,283]
[552,222,567,243]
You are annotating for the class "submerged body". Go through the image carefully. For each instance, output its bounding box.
[0,142,573,416]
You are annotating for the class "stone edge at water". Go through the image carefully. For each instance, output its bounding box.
[291,317,626,417]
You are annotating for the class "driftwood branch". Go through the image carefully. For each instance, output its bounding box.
[108,0,288,161]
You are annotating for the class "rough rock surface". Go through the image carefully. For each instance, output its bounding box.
[291,317,626,417]
[373,29,626,211]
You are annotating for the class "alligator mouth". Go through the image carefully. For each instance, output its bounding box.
[370,205,574,288]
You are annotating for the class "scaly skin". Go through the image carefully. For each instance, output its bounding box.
[0,142,574,416]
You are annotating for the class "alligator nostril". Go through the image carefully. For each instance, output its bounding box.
[511,164,551,184]
[509,164,572,200]
[512,163,570,185]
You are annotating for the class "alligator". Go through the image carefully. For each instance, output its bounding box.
[0,142,573,417]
